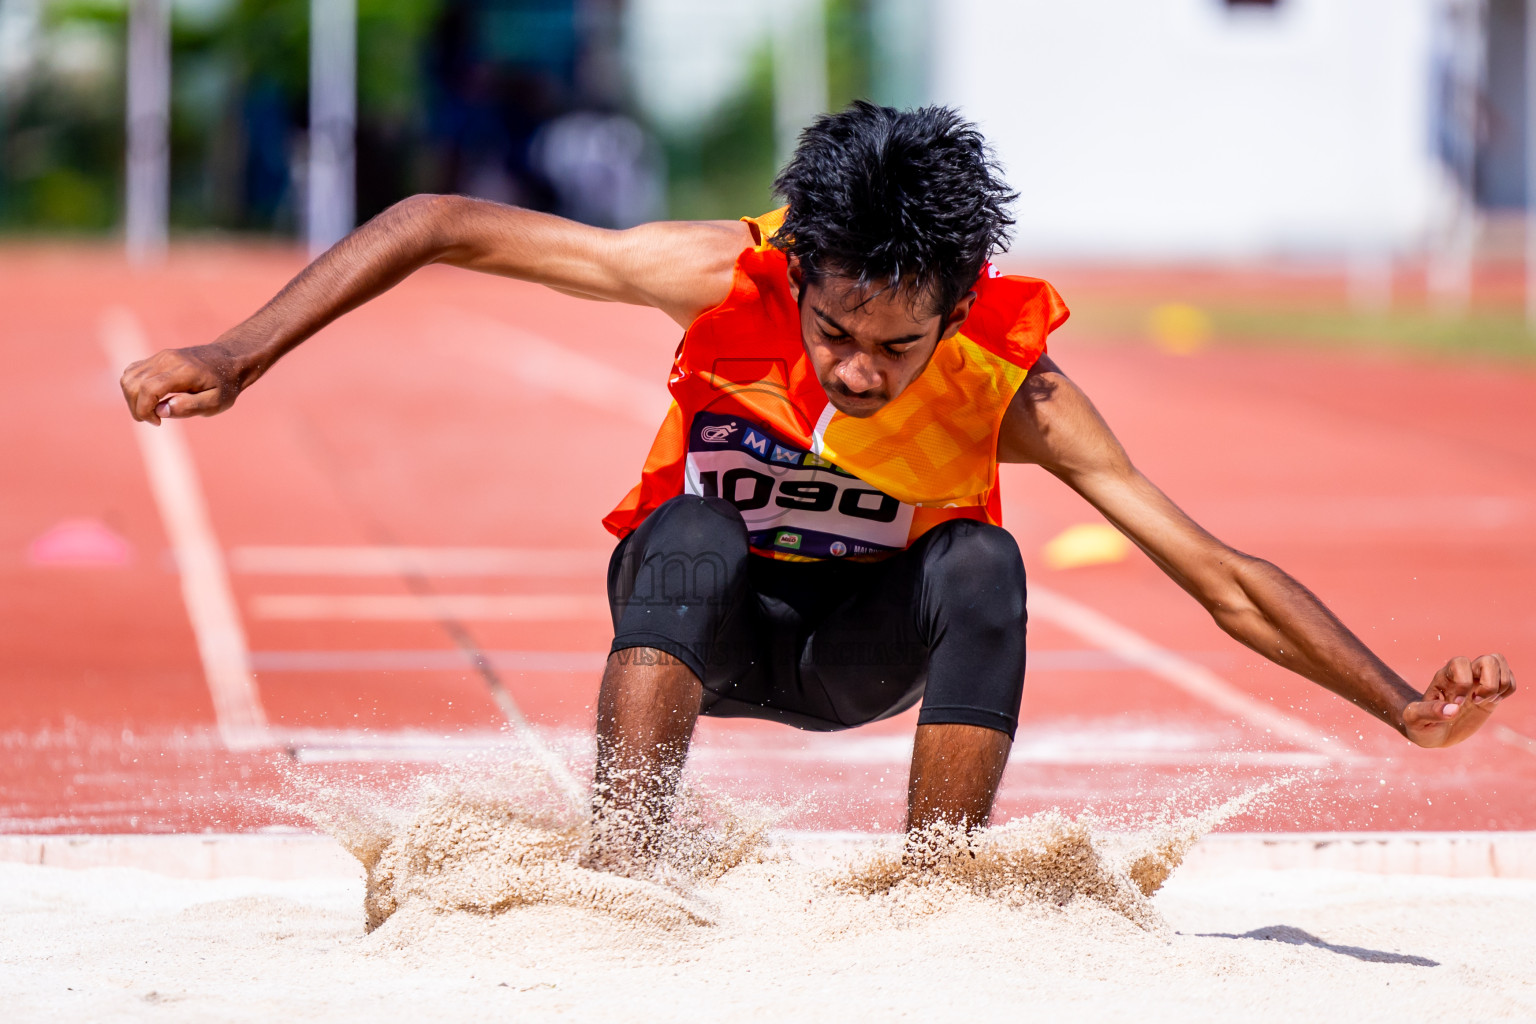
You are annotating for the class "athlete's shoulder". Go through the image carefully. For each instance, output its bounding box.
[617,218,755,326]
[963,267,1070,368]
[625,217,754,264]
[669,211,800,330]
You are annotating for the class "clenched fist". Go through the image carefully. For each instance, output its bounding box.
[1402,654,1516,748]
[119,342,251,425]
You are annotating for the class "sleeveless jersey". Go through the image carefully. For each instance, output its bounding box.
[603,208,1069,561]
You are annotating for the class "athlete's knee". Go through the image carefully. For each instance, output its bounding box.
[621,495,748,607]
[919,521,1027,631]
[645,495,746,550]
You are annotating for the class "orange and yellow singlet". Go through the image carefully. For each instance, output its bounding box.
[603,209,1069,561]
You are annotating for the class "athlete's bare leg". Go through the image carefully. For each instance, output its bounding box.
[583,647,703,873]
[905,723,1011,832]
[585,662,1008,870]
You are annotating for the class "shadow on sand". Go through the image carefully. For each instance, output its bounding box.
[1188,925,1439,967]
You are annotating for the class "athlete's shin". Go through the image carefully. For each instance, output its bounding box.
[584,648,704,873]
[899,522,1024,840]
[904,722,1012,834]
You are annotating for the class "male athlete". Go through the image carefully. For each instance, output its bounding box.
[119,103,1514,865]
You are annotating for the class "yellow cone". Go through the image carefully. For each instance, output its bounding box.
[1146,302,1212,355]
[1042,523,1132,570]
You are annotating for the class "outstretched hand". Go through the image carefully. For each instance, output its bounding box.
[119,343,247,425]
[1402,654,1515,748]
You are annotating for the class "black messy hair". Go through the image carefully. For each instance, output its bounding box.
[770,101,1017,318]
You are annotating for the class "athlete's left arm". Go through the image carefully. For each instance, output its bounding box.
[997,355,1515,748]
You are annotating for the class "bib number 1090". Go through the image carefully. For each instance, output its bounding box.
[697,469,901,523]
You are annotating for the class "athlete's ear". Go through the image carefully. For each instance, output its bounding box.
[939,291,978,341]
[787,258,804,302]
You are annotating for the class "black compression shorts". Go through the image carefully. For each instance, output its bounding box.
[606,495,1028,738]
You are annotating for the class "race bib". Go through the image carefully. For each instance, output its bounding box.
[683,412,914,558]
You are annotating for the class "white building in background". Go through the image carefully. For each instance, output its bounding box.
[931,0,1457,261]
[623,0,773,136]
[623,0,1520,264]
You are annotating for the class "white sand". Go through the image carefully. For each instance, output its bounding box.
[6,768,1533,1021]
[4,851,1536,1022]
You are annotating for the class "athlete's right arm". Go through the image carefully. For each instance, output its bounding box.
[118,195,750,423]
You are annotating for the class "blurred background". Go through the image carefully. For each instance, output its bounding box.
[4,0,1536,356]
[0,0,890,236]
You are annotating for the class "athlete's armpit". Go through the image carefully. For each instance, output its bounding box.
[996,355,1130,479]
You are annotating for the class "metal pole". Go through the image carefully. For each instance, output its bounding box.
[307,0,356,257]
[1526,0,1536,326]
[125,0,169,265]
[1428,0,1487,314]
[772,0,827,171]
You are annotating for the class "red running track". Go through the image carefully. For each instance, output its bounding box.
[2,245,1533,834]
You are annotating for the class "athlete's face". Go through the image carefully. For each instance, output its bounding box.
[789,264,976,418]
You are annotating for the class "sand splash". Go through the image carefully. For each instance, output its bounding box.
[279,761,771,934]
[279,761,1289,940]
[840,782,1291,932]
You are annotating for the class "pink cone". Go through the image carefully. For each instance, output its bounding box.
[26,518,135,567]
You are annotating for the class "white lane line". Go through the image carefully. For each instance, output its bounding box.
[268,728,573,771]
[229,545,610,577]
[275,727,1332,769]
[1495,725,1536,758]
[100,308,270,751]
[438,308,672,427]
[699,748,1334,769]
[249,593,611,621]
[249,649,609,672]
[1028,584,1353,759]
[243,647,1233,674]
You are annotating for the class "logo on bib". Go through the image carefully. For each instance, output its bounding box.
[829,541,848,557]
[770,444,801,464]
[700,422,738,443]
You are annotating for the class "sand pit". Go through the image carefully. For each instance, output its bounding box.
[4,852,1536,1022]
[5,770,1534,1021]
